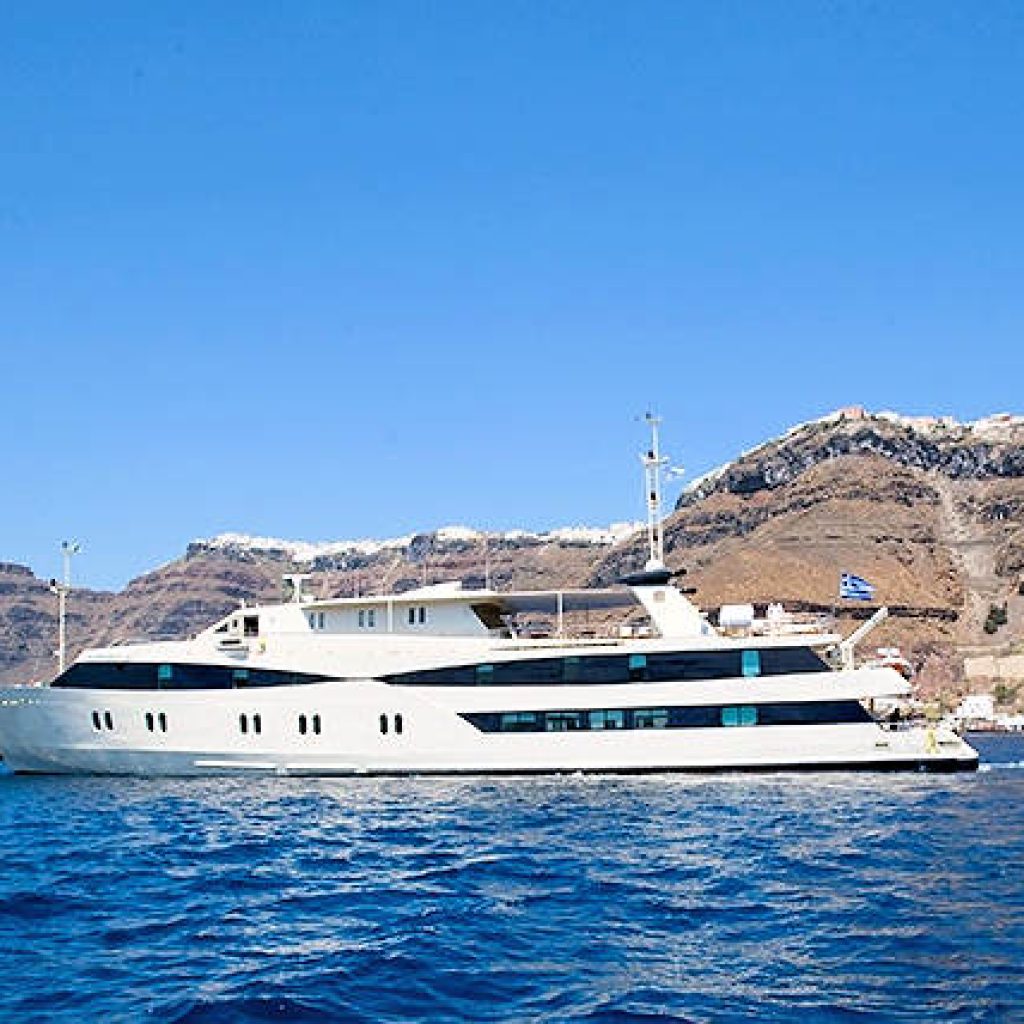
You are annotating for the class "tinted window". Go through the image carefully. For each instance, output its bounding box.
[52,663,330,690]
[462,700,870,733]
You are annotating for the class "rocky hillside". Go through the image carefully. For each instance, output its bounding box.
[2,408,1022,702]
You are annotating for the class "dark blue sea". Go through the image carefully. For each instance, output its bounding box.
[1,735,1022,1024]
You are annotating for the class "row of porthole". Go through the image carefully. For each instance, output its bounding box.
[239,713,324,736]
[90,710,405,738]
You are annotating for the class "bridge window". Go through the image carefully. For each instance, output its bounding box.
[243,616,259,637]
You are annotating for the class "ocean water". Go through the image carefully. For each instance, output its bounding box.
[1,736,1022,1024]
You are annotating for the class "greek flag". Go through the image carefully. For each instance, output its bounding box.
[840,572,876,601]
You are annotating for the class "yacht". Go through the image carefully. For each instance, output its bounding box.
[0,422,979,776]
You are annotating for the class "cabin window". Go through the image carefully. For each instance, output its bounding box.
[145,712,154,732]
[394,713,403,735]
[545,712,582,732]
[91,711,101,731]
[721,705,758,727]
[233,669,249,686]
[475,664,494,686]
[379,713,389,735]
[317,612,325,630]
[158,712,167,733]
[419,607,427,624]
[367,609,376,627]
[633,708,668,729]
[313,714,321,735]
[308,614,316,629]
[563,656,581,683]
[157,664,173,685]
[243,615,259,637]
[499,712,540,732]
[253,714,262,735]
[358,610,365,628]
[588,709,626,730]
[103,711,114,731]
[628,654,648,682]
[741,650,761,678]
[299,714,308,735]
[239,714,248,734]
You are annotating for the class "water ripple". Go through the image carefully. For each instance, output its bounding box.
[0,735,1022,1022]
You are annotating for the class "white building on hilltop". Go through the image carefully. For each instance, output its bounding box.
[956,694,996,724]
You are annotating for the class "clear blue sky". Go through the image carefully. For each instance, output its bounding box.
[2,2,1022,589]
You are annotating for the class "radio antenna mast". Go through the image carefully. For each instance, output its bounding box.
[51,540,81,675]
[641,413,668,571]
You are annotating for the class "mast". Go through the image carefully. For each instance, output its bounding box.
[53,540,80,675]
[641,413,668,571]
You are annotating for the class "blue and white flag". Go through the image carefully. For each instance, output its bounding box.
[840,572,876,601]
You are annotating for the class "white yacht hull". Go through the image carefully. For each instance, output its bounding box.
[0,678,979,776]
